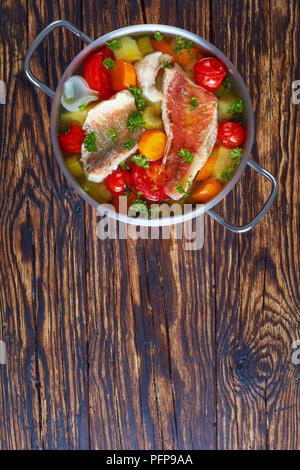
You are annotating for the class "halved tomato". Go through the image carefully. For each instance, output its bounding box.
[131,161,168,202]
[83,50,113,99]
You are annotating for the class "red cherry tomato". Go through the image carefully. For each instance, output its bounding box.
[194,57,226,91]
[131,161,168,202]
[217,121,245,148]
[112,185,139,214]
[105,168,132,195]
[58,124,85,154]
[99,45,115,59]
[83,50,113,99]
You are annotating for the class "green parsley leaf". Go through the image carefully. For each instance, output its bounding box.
[178,148,194,163]
[153,31,164,41]
[227,97,244,115]
[148,205,160,219]
[175,183,189,198]
[124,138,135,150]
[222,75,233,91]
[230,147,243,164]
[108,129,118,142]
[102,57,115,70]
[131,154,149,169]
[128,86,146,110]
[221,166,234,181]
[120,161,129,170]
[201,107,207,114]
[78,103,87,111]
[173,35,194,55]
[127,111,145,132]
[162,60,172,69]
[189,96,199,111]
[106,38,122,51]
[83,132,96,152]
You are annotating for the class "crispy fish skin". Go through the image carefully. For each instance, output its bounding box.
[161,69,218,200]
[81,90,143,182]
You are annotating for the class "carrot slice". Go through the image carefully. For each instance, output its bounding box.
[192,178,222,203]
[110,60,137,92]
[138,130,167,161]
[151,39,175,58]
[195,153,218,181]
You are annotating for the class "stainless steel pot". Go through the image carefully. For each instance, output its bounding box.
[24,20,278,232]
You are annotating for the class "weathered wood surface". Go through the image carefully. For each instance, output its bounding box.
[0,0,299,450]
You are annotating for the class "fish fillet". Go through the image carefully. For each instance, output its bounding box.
[161,69,218,199]
[81,90,143,182]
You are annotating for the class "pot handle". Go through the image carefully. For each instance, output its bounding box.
[207,158,279,233]
[24,20,92,98]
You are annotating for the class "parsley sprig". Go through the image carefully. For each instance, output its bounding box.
[108,129,118,142]
[174,177,193,198]
[78,103,87,111]
[124,138,135,150]
[127,111,145,132]
[178,148,194,163]
[230,147,243,164]
[128,86,146,110]
[102,58,115,70]
[221,148,244,181]
[131,154,149,169]
[189,96,199,111]
[153,31,164,41]
[227,97,244,115]
[173,35,194,55]
[83,132,96,152]
[162,60,172,69]
[106,38,122,50]
[120,161,129,170]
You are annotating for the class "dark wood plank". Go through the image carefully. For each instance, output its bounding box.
[0,0,299,451]
[266,0,300,450]
[211,0,299,450]
[0,0,89,449]
[83,0,216,450]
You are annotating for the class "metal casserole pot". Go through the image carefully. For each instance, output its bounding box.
[24,20,278,232]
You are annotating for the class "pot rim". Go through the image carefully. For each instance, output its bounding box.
[50,24,254,227]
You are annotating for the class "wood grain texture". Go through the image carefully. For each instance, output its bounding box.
[0,0,299,450]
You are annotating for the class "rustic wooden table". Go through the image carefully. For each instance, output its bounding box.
[0,0,299,450]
